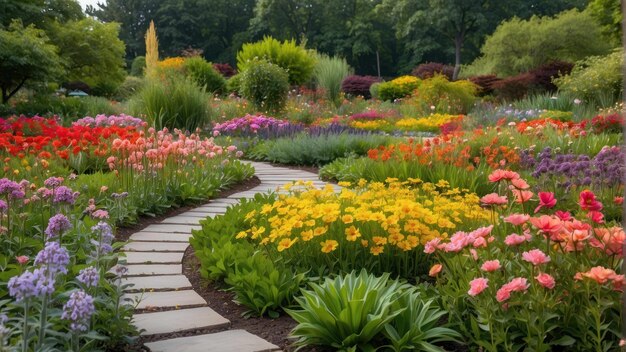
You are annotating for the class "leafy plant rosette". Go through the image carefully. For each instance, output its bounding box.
[236,179,491,278]
[425,169,624,351]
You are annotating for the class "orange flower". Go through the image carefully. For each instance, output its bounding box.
[429,263,443,277]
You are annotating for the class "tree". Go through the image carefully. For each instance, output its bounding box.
[48,18,126,95]
[587,0,622,46]
[0,0,83,28]
[471,9,611,76]
[0,22,63,103]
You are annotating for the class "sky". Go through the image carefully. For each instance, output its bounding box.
[77,0,100,10]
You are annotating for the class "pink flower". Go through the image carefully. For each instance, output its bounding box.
[496,287,511,302]
[590,227,625,257]
[470,225,494,238]
[480,193,508,206]
[512,189,533,204]
[587,211,604,224]
[554,210,572,221]
[473,237,487,248]
[579,190,603,212]
[468,278,489,296]
[469,248,478,261]
[488,169,520,182]
[511,178,530,190]
[535,273,555,289]
[424,238,441,254]
[429,264,443,277]
[534,192,556,213]
[15,256,29,265]
[481,259,501,272]
[496,277,529,302]
[504,233,528,246]
[530,215,562,235]
[522,249,550,265]
[504,214,530,226]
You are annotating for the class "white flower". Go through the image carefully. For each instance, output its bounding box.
[573,98,581,105]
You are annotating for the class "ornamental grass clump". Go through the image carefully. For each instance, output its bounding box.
[426,169,624,351]
[237,179,490,278]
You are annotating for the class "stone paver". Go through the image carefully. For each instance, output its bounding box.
[125,290,206,309]
[121,264,182,276]
[134,307,229,335]
[142,224,201,233]
[123,241,189,252]
[129,232,192,242]
[124,252,184,264]
[144,330,279,352]
[123,275,192,291]
[160,216,204,225]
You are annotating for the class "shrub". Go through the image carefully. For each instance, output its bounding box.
[183,57,226,94]
[341,75,381,99]
[130,56,146,76]
[491,72,535,101]
[237,36,316,85]
[113,76,144,101]
[12,95,119,122]
[314,55,352,107]
[554,50,623,106]
[62,81,91,95]
[213,63,236,78]
[369,82,381,100]
[469,75,501,96]
[409,75,477,114]
[528,61,574,92]
[226,73,244,95]
[378,76,421,101]
[128,77,211,131]
[240,60,289,112]
[468,9,610,77]
[411,62,454,80]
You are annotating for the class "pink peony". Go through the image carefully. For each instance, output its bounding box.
[481,260,501,272]
[535,273,556,289]
[488,169,520,183]
[511,178,530,190]
[534,192,556,213]
[480,193,508,206]
[496,277,529,302]
[504,233,528,246]
[512,189,533,204]
[468,277,489,296]
[522,249,550,265]
[554,210,572,221]
[424,238,441,254]
[504,214,530,226]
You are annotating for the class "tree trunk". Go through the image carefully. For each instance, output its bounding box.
[453,34,463,81]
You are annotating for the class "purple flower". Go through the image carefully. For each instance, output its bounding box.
[0,314,8,335]
[77,267,99,288]
[91,221,114,256]
[7,271,38,301]
[45,214,72,239]
[0,179,20,196]
[0,200,7,213]
[62,290,95,332]
[35,242,70,275]
[53,186,77,204]
[114,265,128,279]
[44,177,63,188]
[32,268,55,295]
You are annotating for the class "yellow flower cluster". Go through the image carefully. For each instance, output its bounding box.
[350,120,389,130]
[157,57,186,71]
[237,179,490,256]
[395,114,463,132]
[391,75,420,88]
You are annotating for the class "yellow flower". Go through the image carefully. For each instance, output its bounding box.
[321,240,338,253]
[301,230,314,241]
[341,215,354,224]
[372,236,387,246]
[370,246,384,255]
[361,239,369,247]
[236,231,248,239]
[277,238,297,252]
[345,226,361,241]
[313,227,328,237]
[388,233,405,244]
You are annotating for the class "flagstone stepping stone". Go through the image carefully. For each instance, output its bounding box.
[134,307,229,336]
[120,264,182,276]
[129,232,192,242]
[124,252,184,264]
[160,216,203,225]
[123,275,192,291]
[122,241,189,252]
[204,198,239,205]
[144,330,280,352]
[143,224,201,233]
[125,290,206,310]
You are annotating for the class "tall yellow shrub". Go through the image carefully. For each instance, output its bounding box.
[145,20,159,77]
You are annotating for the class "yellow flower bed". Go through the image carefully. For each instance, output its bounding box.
[395,114,463,132]
[350,120,389,130]
[391,75,420,88]
[157,57,186,71]
[238,179,490,258]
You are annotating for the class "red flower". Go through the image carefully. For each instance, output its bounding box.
[579,190,603,212]
[534,192,556,213]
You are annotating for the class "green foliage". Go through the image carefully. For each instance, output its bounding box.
[48,18,126,97]
[240,60,289,112]
[587,0,622,46]
[314,55,352,107]
[12,96,120,122]
[226,73,244,95]
[410,75,477,114]
[468,9,610,77]
[128,77,211,131]
[113,76,144,101]
[369,82,382,100]
[0,21,63,103]
[378,80,419,102]
[130,56,146,76]
[554,50,623,107]
[237,36,316,85]
[182,57,227,94]
[248,133,394,166]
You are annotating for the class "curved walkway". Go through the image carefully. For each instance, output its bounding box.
[119,161,338,352]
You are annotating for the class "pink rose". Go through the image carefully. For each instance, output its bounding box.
[504,214,530,226]
[481,259,501,272]
[535,273,555,289]
[504,233,528,246]
[522,249,551,266]
[468,277,489,296]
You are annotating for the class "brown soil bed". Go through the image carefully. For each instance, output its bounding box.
[115,176,261,242]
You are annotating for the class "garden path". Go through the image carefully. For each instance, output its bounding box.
[119,161,337,352]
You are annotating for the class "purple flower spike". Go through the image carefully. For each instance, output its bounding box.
[35,241,70,275]
[7,271,38,301]
[62,290,95,332]
[53,186,77,204]
[77,267,99,288]
[45,214,72,239]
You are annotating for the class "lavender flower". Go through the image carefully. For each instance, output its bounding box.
[7,271,38,301]
[53,186,77,204]
[91,221,114,256]
[35,242,70,275]
[0,179,20,196]
[111,192,128,199]
[44,177,63,188]
[32,268,55,295]
[45,214,72,239]
[0,200,7,213]
[0,314,8,335]
[62,290,95,332]
[114,265,128,279]
[77,267,99,288]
